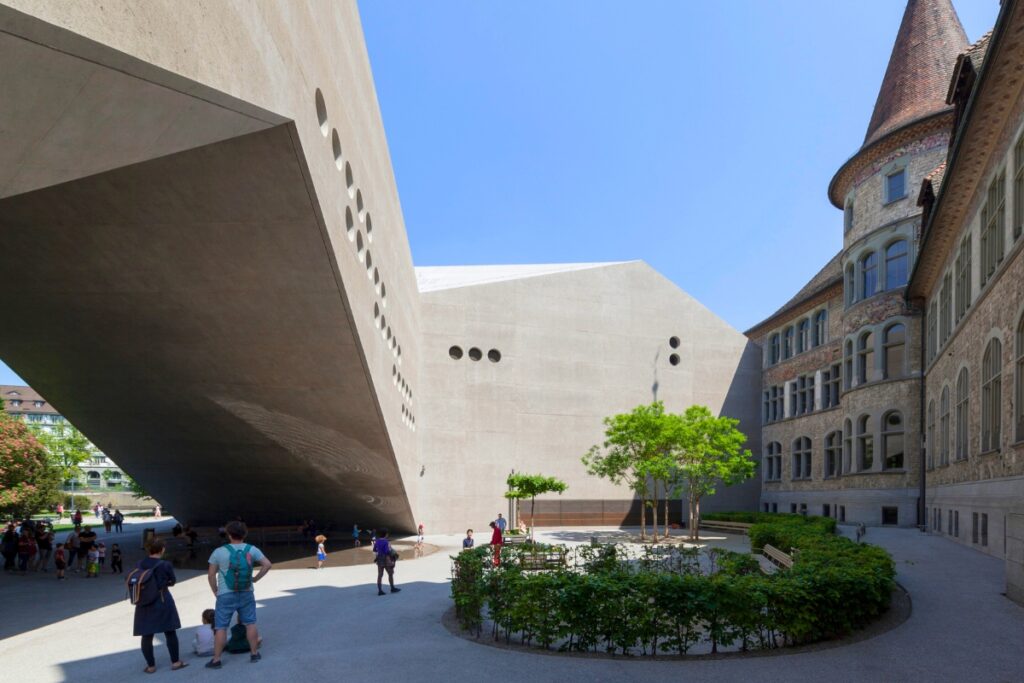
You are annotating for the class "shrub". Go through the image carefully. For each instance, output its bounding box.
[450,514,894,655]
[61,494,93,511]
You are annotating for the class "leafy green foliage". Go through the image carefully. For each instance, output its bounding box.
[450,515,894,654]
[504,472,567,540]
[0,411,62,517]
[30,422,92,485]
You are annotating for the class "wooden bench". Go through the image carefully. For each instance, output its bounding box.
[504,534,528,546]
[762,543,794,570]
[518,549,566,571]
[699,520,753,533]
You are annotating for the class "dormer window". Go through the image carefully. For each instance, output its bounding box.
[33,400,44,408]
[885,169,906,204]
[10,400,21,407]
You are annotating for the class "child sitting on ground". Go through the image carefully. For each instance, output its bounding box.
[86,545,100,578]
[193,609,215,656]
[315,534,327,569]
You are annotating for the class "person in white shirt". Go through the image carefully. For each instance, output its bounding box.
[193,609,215,656]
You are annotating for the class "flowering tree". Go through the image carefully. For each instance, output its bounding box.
[0,411,61,517]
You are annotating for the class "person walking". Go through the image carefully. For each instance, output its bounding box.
[110,543,123,574]
[113,509,124,533]
[35,524,53,572]
[352,523,361,547]
[489,520,503,567]
[102,509,113,533]
[2,523,18,572]
[495,513,507,535]
[17,529,37,573]
[373,528,400,596]
[73,509,83,526]
[205,520,272,669]
[132,539,188,673]
[414,524,425,558]
[56,503,64,521]
[65,527,81,573]
[77,525,97,573]
[315,534,327,569]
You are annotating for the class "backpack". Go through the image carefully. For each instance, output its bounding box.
[224,544,254,591]
[126,566,161,606]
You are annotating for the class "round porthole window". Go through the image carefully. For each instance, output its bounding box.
[315,89,329,136]
[487,349,501,363]
[449,346,463,360]
[669,353,680,366]
[669,336,680,348]
[468,347,482,361]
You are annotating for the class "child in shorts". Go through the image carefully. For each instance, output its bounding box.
[315,534,327,569]
[110,543,123,574]
[193,609,215,656]
[97,542,106,568]
[54,543,67,580]
[86,546,99,577]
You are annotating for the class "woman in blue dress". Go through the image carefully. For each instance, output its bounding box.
[133,539,187,673]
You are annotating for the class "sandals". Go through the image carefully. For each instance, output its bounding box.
[144,666,156,674]
[171,662,189,671]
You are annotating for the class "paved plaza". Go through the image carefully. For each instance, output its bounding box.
[0,522,1020,682]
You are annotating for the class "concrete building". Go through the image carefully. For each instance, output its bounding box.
[0,1,759,532]
[2,385,125,489]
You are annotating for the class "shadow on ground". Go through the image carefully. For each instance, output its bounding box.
[51,581,449,682]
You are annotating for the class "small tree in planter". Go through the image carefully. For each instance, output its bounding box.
[504,473,567,542]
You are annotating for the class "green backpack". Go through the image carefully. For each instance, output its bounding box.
[223,544,254,591]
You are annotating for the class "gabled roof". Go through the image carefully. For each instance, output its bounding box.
[917,162,948,206]
[745,250,843,336]
[415,262,633,292]
[863,0,968,147]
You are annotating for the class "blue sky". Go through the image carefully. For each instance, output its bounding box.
[0,1,999,387]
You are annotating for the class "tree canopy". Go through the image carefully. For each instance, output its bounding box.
[30,422,92,486]
[0,411,62,517]
[583,402,754,541]
[505,472,568,540]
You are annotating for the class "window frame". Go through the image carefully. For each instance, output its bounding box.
[861,251,878,299]
[883,323,905,379]
[940,386,951,466]
[956,367,969,460]
[881,410,904,470]
[857,414,874,471]
[981,337,1003,453]
[884,168,907,204]
[884,240,909,290]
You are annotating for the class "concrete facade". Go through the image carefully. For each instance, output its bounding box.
[0,2,761,533]
[415,262,761,532]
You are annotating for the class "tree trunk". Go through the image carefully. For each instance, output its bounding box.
[688,491,698,541]
[663,482,670,540]
[650,490,659,544]
[639,485,647,541]
[530,496,536,542]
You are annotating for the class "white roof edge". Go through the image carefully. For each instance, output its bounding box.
[414,261,639,292]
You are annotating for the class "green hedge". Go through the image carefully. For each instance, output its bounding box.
[450,515,893,655]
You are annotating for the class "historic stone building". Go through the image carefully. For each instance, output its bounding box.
[906,0,1024,601]
[749,0,1024,600]
[748,0,968,528]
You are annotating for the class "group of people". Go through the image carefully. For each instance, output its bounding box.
[2,518,125,578]
[459,512,524,565]
[132,520,272,673]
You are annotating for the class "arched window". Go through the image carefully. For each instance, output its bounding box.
[825,431,841,478]
[882,411,904,470]
[813,310,827,346]
[982,338,1003,452]
[885,240,909,289]
[792,437,812,480]
[844,340,854,390]
[769,333,780,365]
[845,264,856,305]
[883,324,905,379]
[858,331,875,384]
[857,415,873,471]
[797,319,810,353]
[1017,316,1024,441]
[926,400,936,470]
[87,470,100,481]
[843,418,853,474]
[861,252,878,298]
[940,386,950,465]
[956,368,969,460]
[844,200,854,234]
[764,442,782,481]
[783,327,794,359]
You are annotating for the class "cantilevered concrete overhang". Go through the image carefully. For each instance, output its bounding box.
[0,3,417,529]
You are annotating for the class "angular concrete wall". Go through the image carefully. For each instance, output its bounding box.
[416,262,762,532]
[0,1,421,529]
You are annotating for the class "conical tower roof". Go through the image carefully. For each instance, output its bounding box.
[863,0,968,146]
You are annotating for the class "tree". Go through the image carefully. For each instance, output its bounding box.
[30,422,92,489]
[583,402,671,541]
[504,472,567,542]
[0,411,62,518]
[122,474,149,500]
[667,405,755,541]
